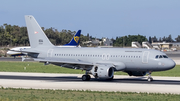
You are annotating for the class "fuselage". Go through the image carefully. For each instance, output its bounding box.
[35,47,176,72]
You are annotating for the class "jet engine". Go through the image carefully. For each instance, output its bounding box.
[127,71,146,76]
[90,65,114,79]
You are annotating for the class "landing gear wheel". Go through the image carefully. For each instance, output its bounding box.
[107,76,114,80]
[147,77,153,82]
[82,75,91,81]
[87,75,91,81]
[147,71,153,82]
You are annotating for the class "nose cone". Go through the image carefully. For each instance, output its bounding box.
[7,51,10,55]
[165,59,176,70]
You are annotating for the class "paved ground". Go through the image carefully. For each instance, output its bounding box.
[0,72,180,94]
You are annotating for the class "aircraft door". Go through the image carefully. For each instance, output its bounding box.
[47,49,53,57]
[142,51,149,63]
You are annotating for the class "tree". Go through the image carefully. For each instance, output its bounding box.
[159,37,162,42]
[149,36,152,44]
[167,34,174,42]
[175,35,180,42]
[113,35,147,47]
[152,36,158,42]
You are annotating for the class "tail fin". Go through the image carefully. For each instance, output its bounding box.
[64,30,81,46]
[25,15,54,48]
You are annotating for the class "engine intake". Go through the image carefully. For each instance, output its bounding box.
[91,65,114,79]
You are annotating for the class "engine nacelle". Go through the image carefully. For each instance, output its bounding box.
[90,65,114,79]
[127,71,146,76]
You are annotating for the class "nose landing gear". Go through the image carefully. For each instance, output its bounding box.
[147,71,153,82]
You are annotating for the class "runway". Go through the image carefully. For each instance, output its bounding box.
[0,57,34,61]
[0,72,180,94]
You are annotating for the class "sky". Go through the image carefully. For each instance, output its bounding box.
[1,0,180,40]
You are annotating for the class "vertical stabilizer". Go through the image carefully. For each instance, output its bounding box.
[64,30,81,46]
[25,15,54,48]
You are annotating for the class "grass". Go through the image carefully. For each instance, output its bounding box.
[0,87,180,101]
[0,61,180,76]
[0,61,85,74]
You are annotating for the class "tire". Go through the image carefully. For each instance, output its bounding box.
[147,77,153,82]
[82,75,91,81]
[87,75,91,81]
[82,75,87,81]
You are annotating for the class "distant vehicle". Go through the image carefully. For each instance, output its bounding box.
[171,48,177,51]
[18,15,176,82]
[7,30,81,58]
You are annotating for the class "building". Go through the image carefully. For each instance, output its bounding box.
[151,42,174,51]
[102,38,113,46]
[131,42,142,48]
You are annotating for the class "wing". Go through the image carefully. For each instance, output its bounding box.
[34,58,93,65]
[34,58,125,71]
[34,58,94,70]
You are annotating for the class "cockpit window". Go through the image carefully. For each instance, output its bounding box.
[155,55,168,59]
[155,55,159,59]
[163,55,168,58]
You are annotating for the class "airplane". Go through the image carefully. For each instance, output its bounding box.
[18,15,176,82]
[7,30,81,58]
[7,46,30,58]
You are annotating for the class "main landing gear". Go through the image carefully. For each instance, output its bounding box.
[82,75,91,81]
[82,71,91,81]
[147,71,153,82]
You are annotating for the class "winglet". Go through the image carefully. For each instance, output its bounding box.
[64,30,81,46]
